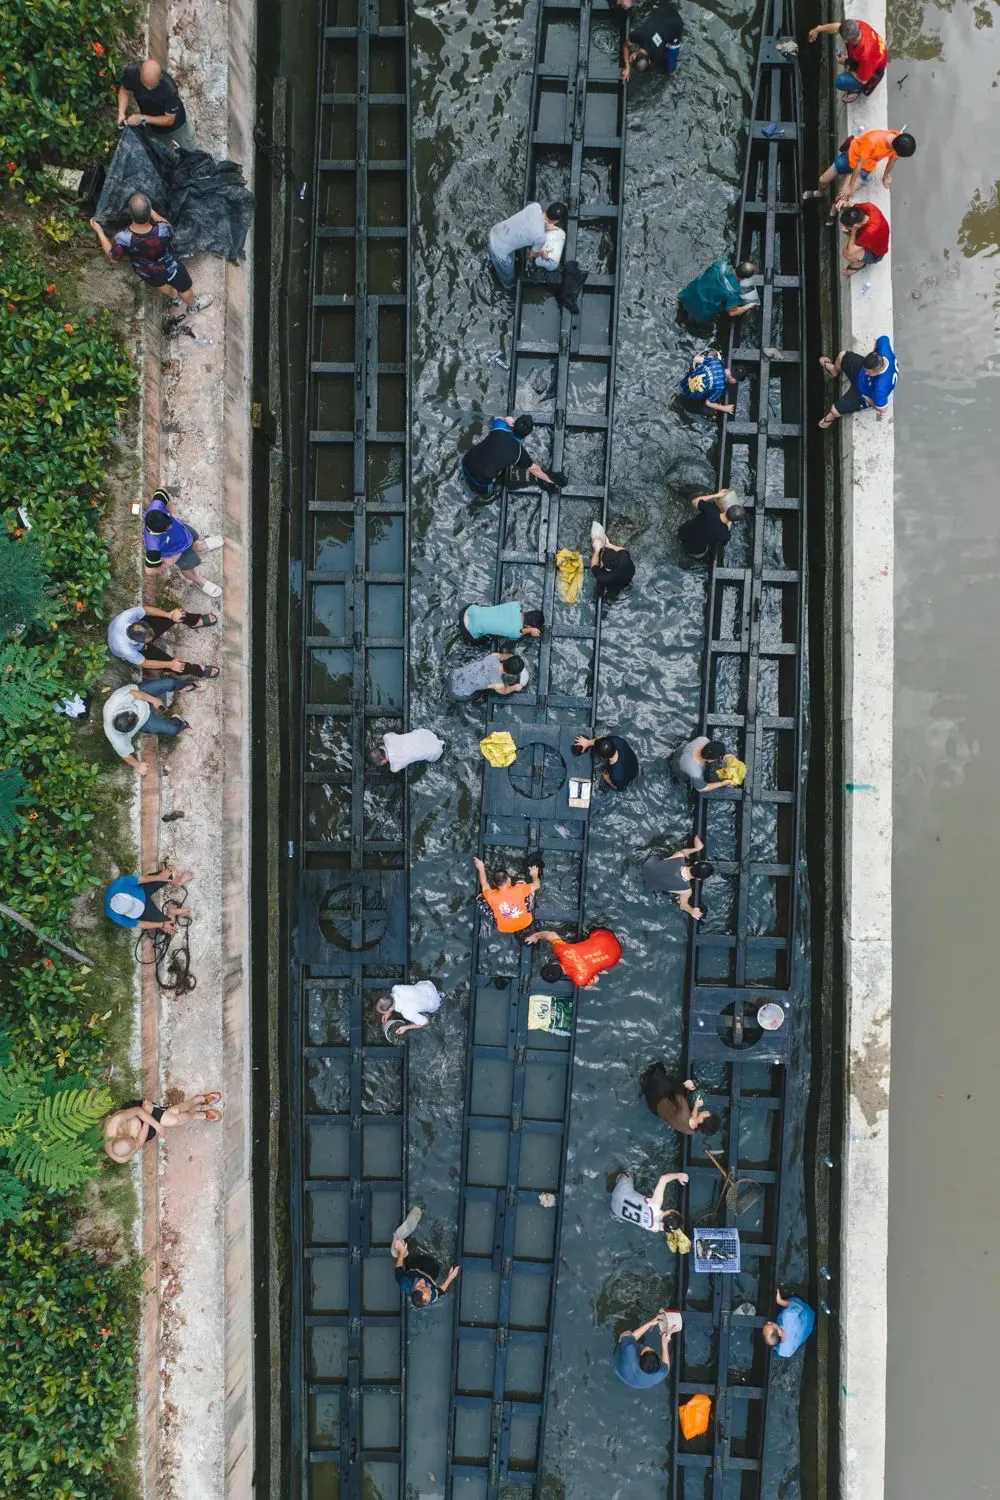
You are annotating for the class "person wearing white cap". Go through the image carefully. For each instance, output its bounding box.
[104,866,193,933]
[375,980,443,1037]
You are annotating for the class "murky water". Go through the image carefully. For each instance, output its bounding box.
[397,3,809,1497]
[885,8,1000,1499]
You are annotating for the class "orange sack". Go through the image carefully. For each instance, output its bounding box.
[679,1392,712,1440]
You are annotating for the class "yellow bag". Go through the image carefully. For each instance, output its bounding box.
[554,548,584,604]
[715,754,747,787]
[480,731,516,768]
[679,1392,712,1440]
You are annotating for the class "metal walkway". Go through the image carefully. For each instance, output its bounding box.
[290,0,412,1495]
[671,1,809,1495]
[444,3,628,1495]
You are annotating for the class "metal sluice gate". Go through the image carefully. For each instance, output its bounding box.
[444,3,629,1496]
[283,0,811,1495]
[670,3,809,1496]
[289,0,412,1495]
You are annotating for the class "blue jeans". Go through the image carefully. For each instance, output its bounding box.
[835,71,861,93]
[833,151,870,180]
[142,677,195,736]
[487,235,516,289]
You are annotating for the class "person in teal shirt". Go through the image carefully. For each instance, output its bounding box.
[460,601,544,643]
[678,257,759,328]
[762,1287,816,1358]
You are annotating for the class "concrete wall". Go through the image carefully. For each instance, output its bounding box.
[831,4,894,1497]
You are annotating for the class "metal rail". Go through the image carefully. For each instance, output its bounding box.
[671,1,809,1496]
[444,3,628,1495]
[290,0,412,1495]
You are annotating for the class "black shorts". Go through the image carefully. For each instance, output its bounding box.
[122,1099,167,1123]
[834,351,867,415]
[144,262,193,293]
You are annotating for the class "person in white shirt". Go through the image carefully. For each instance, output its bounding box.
[371,728,445,773]
[610,1169,689,1232]
[488,201,568,288]
[529,225,566,272]
[108,604,218,676]
[102,678,197,775]
[375,981,443,1036]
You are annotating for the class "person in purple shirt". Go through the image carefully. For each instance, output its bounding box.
[762,1287,816,1357]
[142,489,224,599]
[818,335,897,429]
[613,1308,683,1388]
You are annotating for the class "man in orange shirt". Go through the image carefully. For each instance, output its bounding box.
[808,17,888,100]
[525,927,623,988]
[473,856,540,934]
[804,128,915,221]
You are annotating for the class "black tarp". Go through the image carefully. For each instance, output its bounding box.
[94,127,254,264]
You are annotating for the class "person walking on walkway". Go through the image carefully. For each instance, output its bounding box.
[102,678,198,775]
[678,488,745,562]
[678,349,739,415]
[460,601,544,643]
[762,1287,816,1357]
[642,834,713,920]
[103,1093,221,1163]
[375,981,443,1037]
[525,927,622,987]
[461,414,560,499]
[818,336,897,429]
[143,490,223,598]
[473,858,541,934]
[448,652,527,702]
[90,196,213,315]
[640,1062,721,1137]
[104,865,194,933]
[808,18,888,99]
[392,1233,459,1309]
[573,732,640,790]
[671,735,731,792]
[803,128,915,216]
[840,202,890,277]
[487,201,568,288]
[621,2,684,80]
[678,257,759,327]
[613,1309,683,1388]
[117,56,196,149]
[610,1169,688,1232]
[108,604,219,677]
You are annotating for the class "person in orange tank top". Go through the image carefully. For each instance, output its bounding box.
[524,927,623,988]
[473,856,541,934]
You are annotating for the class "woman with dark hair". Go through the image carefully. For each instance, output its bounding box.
[610,1169,688,1233]
[573,730,639,790]
[108,603,219,677]
[448,651,528,702]
[459,601,544,643]
[642,833,714,920]
[524,926,622,988]
[589,521,635,598]
[671,735,730,793]
[640,1062,721,1137]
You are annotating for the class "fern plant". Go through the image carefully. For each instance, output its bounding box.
[0,640,62,727]
[0,531,51,640]
[0,1050,111,1214]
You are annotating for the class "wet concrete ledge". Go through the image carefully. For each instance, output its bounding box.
[831,3,893,1497]
[135,0,256,1493]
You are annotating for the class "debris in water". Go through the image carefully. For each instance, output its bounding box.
[485,349,508,370]
[299,182,308,200]
[761,124,784,138]
[539,1192,557,1208]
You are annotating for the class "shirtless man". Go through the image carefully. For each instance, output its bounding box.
[103,1093,221,1163]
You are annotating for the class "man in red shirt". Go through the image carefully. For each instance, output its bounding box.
[808,17,888,99]
[524,927,622,988]
[840,203,890,276]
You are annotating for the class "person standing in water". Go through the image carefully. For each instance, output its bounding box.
[621,1,684,80]
[640,1062,721,1137]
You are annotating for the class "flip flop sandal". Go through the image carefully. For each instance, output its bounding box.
[818,415,836,429]
[201,1108,223,1122]
[199,580,223,599]
[818,357,838,376]
[199,665,221,679]
[198,1092,222,1105]
[177,681,199,694]
[192,613,218,628]
[801,190,824,201]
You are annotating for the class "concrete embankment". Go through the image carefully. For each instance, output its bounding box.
[134,0,255,1494]
[822,3,894,1496]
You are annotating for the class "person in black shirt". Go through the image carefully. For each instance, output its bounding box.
[641,833,713,920]
[118,58,195,150]
[678,488,745,562]
[590,527,635,598]
[461,414,559,500]
[574,732,640,790]
[622,2,684,80]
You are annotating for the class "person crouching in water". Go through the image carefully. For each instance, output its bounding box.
[640,1062,720,1137]
[622,2,683,80]
[524,926,622,988]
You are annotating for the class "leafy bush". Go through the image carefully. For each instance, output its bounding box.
[0,0,140,197]
[0,1203,138,1497]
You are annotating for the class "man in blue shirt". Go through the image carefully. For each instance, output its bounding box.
[613,1308,682,1388]
[762,1287,816,1357]
[818,335,897,429]
[392,1232,459,1310]
[678,349,739,415]
[105,866,193,933]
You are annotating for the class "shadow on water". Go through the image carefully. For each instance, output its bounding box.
[397,5,812,1500]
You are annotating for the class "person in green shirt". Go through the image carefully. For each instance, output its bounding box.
[678,257,758,329]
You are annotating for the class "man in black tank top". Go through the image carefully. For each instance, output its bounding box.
[622,2,684,81]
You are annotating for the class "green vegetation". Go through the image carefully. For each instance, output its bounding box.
[0,218,141,1494]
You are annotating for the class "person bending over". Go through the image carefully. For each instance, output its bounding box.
[622,2,684,80]
[610,1169,688,1232]
[641,833,713,920]
[461,414,560,499]
[808,17,887,100]
[640,1061,721,1136]
[448,652,527,702]
[613,1309,683,1388]
[839,203,889,277]
[762,1286,816,1357]
[91,195,212,314]
[473,858,541,934]
[525,927,622,988]
[678,349,739,415]
[817,336,897,430]
[104,1093,221,1163]
[392,1235,459,1309]
[573,732,639,790]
